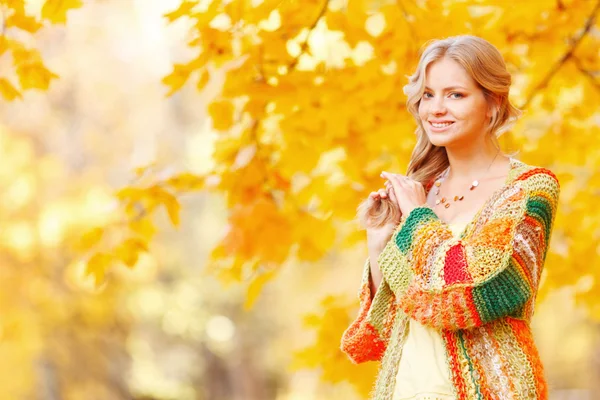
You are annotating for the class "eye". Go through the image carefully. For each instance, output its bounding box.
[423,92,433,99]
[450,92,464,99]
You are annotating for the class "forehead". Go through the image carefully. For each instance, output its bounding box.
[424,58,477,89]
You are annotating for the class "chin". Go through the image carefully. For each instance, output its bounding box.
[426,131,459,147]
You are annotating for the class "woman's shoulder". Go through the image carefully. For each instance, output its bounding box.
[482,158,560,215]
[509,158,560,192]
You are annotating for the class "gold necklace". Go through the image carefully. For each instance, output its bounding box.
[434,153,499,209]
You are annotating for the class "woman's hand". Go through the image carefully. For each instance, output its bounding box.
[380,171,427,216]
[365,186,401,252]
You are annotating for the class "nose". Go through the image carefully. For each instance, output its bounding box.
[431,96,447,115]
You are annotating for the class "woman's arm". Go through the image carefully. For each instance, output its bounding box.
[340,228,414,363]
[367,243,385,298]
[385,169,559,331]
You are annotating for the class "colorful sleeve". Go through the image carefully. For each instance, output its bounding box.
[393,169,560,331]
[340,228,413,363]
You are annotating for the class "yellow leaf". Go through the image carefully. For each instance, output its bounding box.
[164,0,199,23]
[166,172,204,191]
[6,13,43,33]
[16,61,59,90]
[164,196,181,226]
[0,78,22,100]
[197,69,210,91]
[129,217,157,241]
[41,0,83,24]
[3,37,25,57]
[85,252,111,287]
[208,99,235,131]
[3,0,25,14]
[191,1,221,27]
[116,187,144,202]
[115,238,148,268]
[149,186,181,227]
[162,63,193,96]
[244,269,276,310]
[76,227,104,252]
[347,0,368,29]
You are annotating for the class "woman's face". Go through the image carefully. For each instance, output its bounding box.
[418,57,493,148]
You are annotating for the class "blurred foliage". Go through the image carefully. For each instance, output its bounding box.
[0,0,82,99]
[0,127,132,398]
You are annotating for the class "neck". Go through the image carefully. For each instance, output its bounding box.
[445,138,503,182]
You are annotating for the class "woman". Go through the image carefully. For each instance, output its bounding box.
[340,35,560,400]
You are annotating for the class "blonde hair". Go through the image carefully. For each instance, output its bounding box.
[358,35,522,229]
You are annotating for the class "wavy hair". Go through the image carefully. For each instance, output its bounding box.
[358,35,522,229]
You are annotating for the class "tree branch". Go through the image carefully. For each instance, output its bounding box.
[287,0,330,71]
[573,56,600,93]
[519,0,600,110]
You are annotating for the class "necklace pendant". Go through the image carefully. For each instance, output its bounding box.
[435,199,441,205]
[444,203,450,208]
[441,197,446,203]
[470,180,479,190]
[435,181,441,187]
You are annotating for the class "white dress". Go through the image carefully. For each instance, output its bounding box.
[392,221,468,400]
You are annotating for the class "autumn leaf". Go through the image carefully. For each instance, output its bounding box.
[0,78,22,100]
[163,63,192,96]
[149,186,181,227]
[41,0,83,24]
[347,0,368,29]
[85,252,111,287]
[76,227,104,252]
[196,69,210,91]
[244,269,276,310]
[115,238,148,268]
[6,13,43,33]
[208,99,235,131]
[129,217,157,241]
[164,0,199,23]
[16,62,59,91]
[166,172,205,191]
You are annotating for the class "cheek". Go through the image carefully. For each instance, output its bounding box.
[417,102,427,119]
[448,102,474,120]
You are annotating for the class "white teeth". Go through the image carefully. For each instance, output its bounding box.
[431,122,453,128]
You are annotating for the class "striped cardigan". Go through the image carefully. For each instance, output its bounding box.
[340,158,560,399]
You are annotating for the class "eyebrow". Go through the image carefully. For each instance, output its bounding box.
[424,86,468,91]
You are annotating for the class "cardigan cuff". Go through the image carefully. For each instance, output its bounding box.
[395,206,439,254]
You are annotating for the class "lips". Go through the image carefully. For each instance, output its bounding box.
[430,121,454,127]
[428,120,455,132]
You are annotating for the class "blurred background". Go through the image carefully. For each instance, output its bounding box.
[1,0,599,399]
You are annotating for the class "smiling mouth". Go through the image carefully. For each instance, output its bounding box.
[429,121,455,128]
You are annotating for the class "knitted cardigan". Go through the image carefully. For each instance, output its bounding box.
[340,158,560,400]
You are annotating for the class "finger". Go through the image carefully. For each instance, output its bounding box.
[381,172,406,196]
[381,172,407,184]
[369,191,380,199]
[388,186,399,205]
[378,188,388,198]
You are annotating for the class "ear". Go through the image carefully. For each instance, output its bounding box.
[486,95,500,119]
